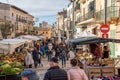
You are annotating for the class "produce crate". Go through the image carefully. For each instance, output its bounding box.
[102,67,114,73]
[89,68,101,73]
[88,67,101,79]
[102,67,115,77]
[87,67,115,79]
[102,58,115,66]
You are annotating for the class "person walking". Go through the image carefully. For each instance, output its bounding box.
[32,47,39,68]
[60,50,67,68]
[43,57,68,80]
[67,58,88,80]
[24,49,34,68]
[47,43,54,61]
[55,47,60,59]
[68,49,75,59]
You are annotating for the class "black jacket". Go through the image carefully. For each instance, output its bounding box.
[44,66,68,80]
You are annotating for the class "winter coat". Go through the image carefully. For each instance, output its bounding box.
[40,45,44,53]
[44,66,68,80]
[32,49,39,61]
[67,66,88,80]
[24,52,34,66]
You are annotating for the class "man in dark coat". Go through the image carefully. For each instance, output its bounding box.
[32,47,39,68]
[43,57,68,80]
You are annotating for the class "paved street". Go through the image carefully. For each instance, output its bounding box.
[36,57,71,80]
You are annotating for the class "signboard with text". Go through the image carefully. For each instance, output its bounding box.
[100,24,110,33]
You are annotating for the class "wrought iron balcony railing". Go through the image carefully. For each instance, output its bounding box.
[78,10,95,23]
[76,6,120,23]
[95,6,120,21]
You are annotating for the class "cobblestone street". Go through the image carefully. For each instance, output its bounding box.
[36,57,71,80]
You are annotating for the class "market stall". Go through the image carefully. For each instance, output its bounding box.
[68,36,120,79]
[0,52,24,80]
[0,39,28,54]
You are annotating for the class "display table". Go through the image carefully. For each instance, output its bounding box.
[87,66,115,79]
[77,58,115,79]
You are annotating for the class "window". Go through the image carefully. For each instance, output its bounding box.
[12,13,14,17]
[83,8,85,15]
[16,14,18,21]
[88,1,94,12]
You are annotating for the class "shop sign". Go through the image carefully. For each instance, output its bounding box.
[100,24,110,33]
[102,33,108,38]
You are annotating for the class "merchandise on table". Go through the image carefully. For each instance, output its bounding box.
[0,53,24,79]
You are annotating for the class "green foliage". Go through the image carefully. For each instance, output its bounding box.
[0,22,12,39]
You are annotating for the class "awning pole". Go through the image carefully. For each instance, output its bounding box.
[104,0,107,24]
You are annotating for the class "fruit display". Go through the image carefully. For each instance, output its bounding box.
[0,53,25,75]
[76,52,93,60]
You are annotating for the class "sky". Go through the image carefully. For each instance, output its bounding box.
[0,0,69,26]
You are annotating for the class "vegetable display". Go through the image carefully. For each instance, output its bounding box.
[0,53,24,75]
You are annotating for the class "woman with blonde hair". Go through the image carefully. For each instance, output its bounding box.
[67,58,88,80]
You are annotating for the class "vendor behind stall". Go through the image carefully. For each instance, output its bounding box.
[76,47,83,57]
[103,46,110,58]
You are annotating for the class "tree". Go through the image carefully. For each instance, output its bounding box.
[0,22,12,39]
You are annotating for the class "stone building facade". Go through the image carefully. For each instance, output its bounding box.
[0,2,34,38]
[34,21,53,39]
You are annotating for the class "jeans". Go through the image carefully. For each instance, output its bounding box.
[48,54,52,61]
[34,60,38,68]
[61,56,66,67]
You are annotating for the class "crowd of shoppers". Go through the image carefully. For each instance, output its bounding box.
[20,38,89,80]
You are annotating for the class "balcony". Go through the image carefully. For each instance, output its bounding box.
[77,6,119,24]
[78,11,95,23]
[95,6,120,22]
[95,9,104,21]
[75,0,80,12]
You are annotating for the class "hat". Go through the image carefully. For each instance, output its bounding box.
[21,68,39,80]
[50,57,58,63]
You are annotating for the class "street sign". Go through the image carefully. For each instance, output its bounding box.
[73,28,77,32]
[102,33,108,38]
[100,24,110,33]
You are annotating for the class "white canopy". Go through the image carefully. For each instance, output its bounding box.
[38,36,45,39]
[76,30,97,38]
[0,39,28,54]
[18,35,40,41]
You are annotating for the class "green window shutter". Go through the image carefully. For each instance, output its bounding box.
[110,30,116,57]
[111,0,115,17]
